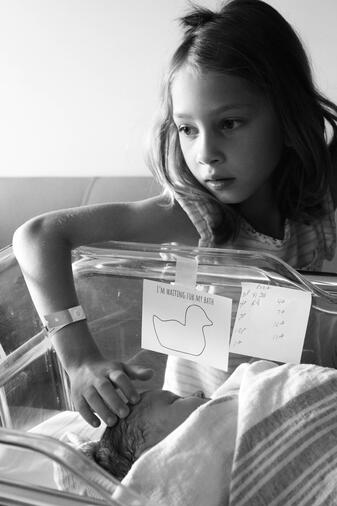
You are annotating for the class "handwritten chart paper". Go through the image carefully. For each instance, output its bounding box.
[142,279,232,370]
[230,283,312,364]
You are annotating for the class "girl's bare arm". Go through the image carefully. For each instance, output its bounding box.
[12,196,192,426]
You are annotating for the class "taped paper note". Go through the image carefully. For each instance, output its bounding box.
[230,283,312,364]
[175,255,198,288]
[142,279,232,371]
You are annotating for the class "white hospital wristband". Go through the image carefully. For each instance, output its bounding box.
[43,305,87,336]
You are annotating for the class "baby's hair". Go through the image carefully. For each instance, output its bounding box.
[93,391,157,480]
[94,415,145,481]
[148,0,337,241]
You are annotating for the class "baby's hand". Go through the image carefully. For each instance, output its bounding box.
[67,359,153,427]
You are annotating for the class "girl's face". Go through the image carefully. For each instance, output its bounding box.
[171,67,283,210]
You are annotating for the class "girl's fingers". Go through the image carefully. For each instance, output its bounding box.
[108,370,140,405]
[95,379,130,420]
[85,385,121,426]
[74,363,154,426]
[76,396,102,428]
[108,364,153,406]
[123,364,154,381]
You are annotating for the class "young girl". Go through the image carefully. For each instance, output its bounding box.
[13,0,337,428]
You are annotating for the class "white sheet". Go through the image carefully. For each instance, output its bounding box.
[0,410,105,489]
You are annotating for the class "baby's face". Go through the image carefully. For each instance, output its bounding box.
[130,389,209,456]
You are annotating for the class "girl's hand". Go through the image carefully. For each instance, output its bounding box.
[67,359,153,427]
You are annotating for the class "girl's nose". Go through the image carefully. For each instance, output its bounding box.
[197,133,224,166]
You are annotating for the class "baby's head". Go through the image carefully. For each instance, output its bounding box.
[93,389,208,480]
[149,0,333,235]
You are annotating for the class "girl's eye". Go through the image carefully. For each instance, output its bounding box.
[177,125,196,137]
[221,119,241,130]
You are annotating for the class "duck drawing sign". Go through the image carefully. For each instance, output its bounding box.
[153,304,212,356]
[141,279,232,370]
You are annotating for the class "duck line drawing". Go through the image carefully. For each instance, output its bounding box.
[152,304,213,356]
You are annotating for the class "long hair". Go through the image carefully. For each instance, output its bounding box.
[147,0,337,240]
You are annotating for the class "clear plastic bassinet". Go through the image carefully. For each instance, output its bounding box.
[0,241,337,505]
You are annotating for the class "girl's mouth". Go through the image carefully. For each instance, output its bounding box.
[206,178,236,190]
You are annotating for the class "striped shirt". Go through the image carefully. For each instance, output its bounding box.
[175,190,336,270]
[163,191,337,397]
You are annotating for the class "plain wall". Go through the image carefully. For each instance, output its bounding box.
[0,0,336,177]
[0,177,162,249]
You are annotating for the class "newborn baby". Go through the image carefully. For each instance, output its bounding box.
[93,389,208,480]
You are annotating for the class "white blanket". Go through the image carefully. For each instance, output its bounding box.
[122,362,248,505]
[123,360,337,506]
[51,360,337,506]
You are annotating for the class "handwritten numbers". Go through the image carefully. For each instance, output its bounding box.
[230,283,312,364]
